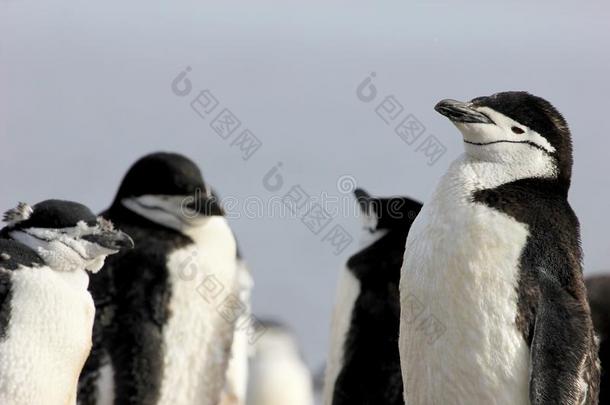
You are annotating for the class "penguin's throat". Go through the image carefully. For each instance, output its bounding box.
[36,244,108,273]
[452,153,557,191]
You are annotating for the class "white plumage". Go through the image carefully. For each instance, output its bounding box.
[0,200,130,405]
[156,216,238,405]
[0,266,94,405]
[247,326,314,405]
[220,260,254,405]
[322,265,360,405]
[399,103,559,404]
[322,210,386,405]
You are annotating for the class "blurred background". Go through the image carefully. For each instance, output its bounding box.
[2,0,609,395]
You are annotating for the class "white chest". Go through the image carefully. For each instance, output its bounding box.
[399,157,532,405]
[156,217,237,405]
[220,261,254,404]
[323,228,388,405]
[322,266,360,405]
[0,266,94,405]
[247,356,315,405]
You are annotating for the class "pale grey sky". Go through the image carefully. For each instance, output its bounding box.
[1,0,609,370]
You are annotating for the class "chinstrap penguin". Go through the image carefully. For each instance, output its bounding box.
[246,319,315,405]
[399,92,600,404]
[585,275,610,404]
[78,152,238,405]
[0,200,132,405]
[323,188,421,405]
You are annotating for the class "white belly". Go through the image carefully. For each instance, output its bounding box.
[247,357,315,405]
[0,266,94,405]
[322,266,360,405]
[399,158,531,405]
[221,261,254,405]
[157,217,237,405]
[323,227,387,404]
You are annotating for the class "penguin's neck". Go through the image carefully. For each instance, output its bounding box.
[180,215,232,244]
[53,267,91,290]
[447,152,557,194]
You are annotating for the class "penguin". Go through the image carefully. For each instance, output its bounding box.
[219,249,254,405]
[0,200,132,405]
[399,92,600,404]
[586,275,610,404]
[323,188,422,405]
[78,152,238,405]
[246,319,315,405]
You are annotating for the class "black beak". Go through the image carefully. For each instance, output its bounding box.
[353,188,371,211]
[434,99,494,124]
[353,188,371,201]
[83,230,134,251]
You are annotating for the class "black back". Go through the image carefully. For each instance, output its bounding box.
[332,189,422,405]
[78,205,194,404]
[586,275,610,404]
[0,238,44,341]
[0,238,45,271]
[474,179,584,336]
[474,178,599,403]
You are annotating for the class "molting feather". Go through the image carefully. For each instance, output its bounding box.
[2,202,33,226]
[97,216,115,232]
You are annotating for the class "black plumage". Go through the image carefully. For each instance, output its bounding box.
[78,152,226,404]
[78,205,192,404]
[0,238,44,340]
[586,275,610,405]
[331,189,421,405]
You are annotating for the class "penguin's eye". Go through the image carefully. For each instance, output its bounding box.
[511,126,525,134]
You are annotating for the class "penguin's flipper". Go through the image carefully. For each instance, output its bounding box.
[529,269,598,405]
[0,270,11,339]
[78,286,114,403]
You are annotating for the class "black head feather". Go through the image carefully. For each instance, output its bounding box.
[353,188,422,231]
[112,152,207,205]
[3,199,97,232]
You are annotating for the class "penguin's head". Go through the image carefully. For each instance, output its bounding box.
[353,188,422,245]
[2,200,133,272]
[252,319,302,358]
[435,91,572,190]
[111,152,224,231]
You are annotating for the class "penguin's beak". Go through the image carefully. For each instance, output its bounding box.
[353,188,371,213]
[435,99,494,124]
[83,230,134,251]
